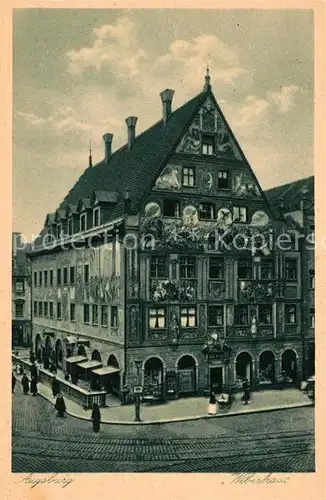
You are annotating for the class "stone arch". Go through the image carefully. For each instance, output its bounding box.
[142,355,166,370]
[77,344,87,357]
[258,350,276,382]
[176,355,197,397]
[235,351,253,383]
[107,354,119,368]
[143,357,164,397]
[175,353,199,369]
[91,349,102,362]
[281,349,297,381]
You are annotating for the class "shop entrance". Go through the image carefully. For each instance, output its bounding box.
[210,366,223,393]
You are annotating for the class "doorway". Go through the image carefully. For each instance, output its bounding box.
[210,366,223,393]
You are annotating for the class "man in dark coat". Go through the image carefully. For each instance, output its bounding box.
[91,403,101,433]
[242,378,251,405]
[21,373,29,395]
[30,377,38,396]
[55,394,66,417]
[30,363,38,381]
[30,350,35,364]
[52,376,60,398]
[12,372,16,393]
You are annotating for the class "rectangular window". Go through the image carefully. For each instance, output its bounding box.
[285,304,297,324]
[57,302,62,320]
[233,206,248,223]
[57,223,62,239]
[261,259,275,280]
[181,306,197,327]
[49,269,54,286]
[202,135,215,155]
[83,304,90,324]
[33,301,37,316]
[180,256,196,279]
[309,269,315,289]
[111,306,118,328]
[309,308,315,328]
[93,207,100,227]
[150,256,167,278]
[38,301,43,317]
[34,271,37,287]
[92,304,98,325]
[68,218,73,236]
[70,303,75,322]
[149,307,166,329]
[182,167,196,187]
[162,199,180,217]
[199,203,215,220]
[44,301,48,318]
[259,304,273,325]
[15,280,24,294]
[44,270,48,287]
[234,305,249,325]
[39,270,43,287]
[57,268,62,286]
[217,171,229,189]
[15,302,24,317]
[49,302,54,319]
[70,266,75,285]
[209,257,224,279]
[285,259,297,281]
[101,305,108,326]
[84,264,89,284]
[208,306,224,327]
[63,267,68,286]
[80,213,87,232]
[238,258,253,279]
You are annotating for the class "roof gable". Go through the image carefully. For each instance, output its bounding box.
[91,190,119,205]
[265,176,314,212]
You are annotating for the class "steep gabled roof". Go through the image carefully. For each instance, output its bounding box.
[56,90,208,224]
[92,190,119,204]
[66,204,78,216]
[265,176,314,212]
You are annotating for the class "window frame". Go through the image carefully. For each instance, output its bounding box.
[83,303,90,324]
[180,256,197,279]
[101,304,109,327]
[148,307,166,329]
[93,207,100,227]
[180,306,197,328]
[285,304,297,324]
[217,170,229,189]
[201,135,215,156]
[258,304,273,325]
[150,256,168,279]
[233,206,248,223]
[234,305,249,326]
[111,306,118,328]
[15,301,24,318]
[261,259,275,280]
[80,213,87,232]
[162,199,181,218]
[238,258,253,280]
[208,305,224,327]
[57,302,62,320]
[92,304,98,325]
[199,202,215,221]
[285,258,298,281]
[209,257,225,279]
[182,166,196,187]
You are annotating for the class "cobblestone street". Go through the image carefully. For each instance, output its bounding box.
[12,382,315,473]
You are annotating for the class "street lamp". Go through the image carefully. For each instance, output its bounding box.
[134,359,143,422]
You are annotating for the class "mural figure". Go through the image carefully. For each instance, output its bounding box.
[182,206,199,225]
[155,165,181,190]
[177,125,201,154]
[201,171,213,191]
[217,208,233,228]
[202,106,216,132]
[251,211,270,227]
[233,172,261,198]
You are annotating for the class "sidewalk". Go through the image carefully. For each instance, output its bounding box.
[16,372,312,425]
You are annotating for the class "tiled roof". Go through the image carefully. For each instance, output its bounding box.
[57,89,209,223]
[265,176,314,212]
[93,190,119,204]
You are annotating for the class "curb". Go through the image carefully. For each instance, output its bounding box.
[38,390,312,426]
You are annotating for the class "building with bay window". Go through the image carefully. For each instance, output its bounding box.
[29,72,307,403]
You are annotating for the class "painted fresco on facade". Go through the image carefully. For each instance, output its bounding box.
[233,171,261,198]
[155,165,181,190]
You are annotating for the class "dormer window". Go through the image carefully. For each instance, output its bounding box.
[80,213,87,232]
[56,223,62,239]
[93,207,100,227]
[68,218,73,236]
[202,135,215,156]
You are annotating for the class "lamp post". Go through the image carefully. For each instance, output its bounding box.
[134,359,142,422]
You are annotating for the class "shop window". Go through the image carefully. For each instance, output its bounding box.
[149,308,166,329]
[208,306,224,326]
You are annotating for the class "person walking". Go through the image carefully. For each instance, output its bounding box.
[30,376,38,396]
[55,394,66,418]
[52,376,60,398]
[12,372,16,394]
[21,372,29,395]
[91,403,101,433]
[207,392,217,415]
[242,378,251,405]
[30,363,38,382]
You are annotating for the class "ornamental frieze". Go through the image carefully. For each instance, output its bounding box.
[238,280,275,303]
[208,281,225,300]
[151,279,196,302]
[129,306,138,342]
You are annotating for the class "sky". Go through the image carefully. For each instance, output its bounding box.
[13,8,314,241]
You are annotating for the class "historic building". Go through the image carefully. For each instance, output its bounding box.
[12,232,32,347]
[266,176,315,379]
[29,72,305,402]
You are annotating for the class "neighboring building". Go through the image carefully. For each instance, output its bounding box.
[266,176,315,379]
[29,72,306,402]
[12,232,32,347]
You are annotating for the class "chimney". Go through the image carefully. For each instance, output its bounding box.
[125,116,137,149]
[103,133,113,164]
[160,89,175,125]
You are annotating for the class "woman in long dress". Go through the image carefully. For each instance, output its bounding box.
[91,403,101,433]
[30,376,38,396]
[21,373,29,395]
[208,392,217,415]
[55,394,66,417]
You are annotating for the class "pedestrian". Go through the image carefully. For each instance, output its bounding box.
[29,350,35,364]
[21,372,29,395]
[91,403,101,433]
[242,378,251,405]
[52,375,60,398]
[55,394,66,418]
[30,363,38,381]
[30,376,38,396]
[12,372,16,394]
[207,392,217,415]
[64,372,70,382]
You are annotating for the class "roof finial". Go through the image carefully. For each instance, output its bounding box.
[204,63,211,91]
[89,136,93,168]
